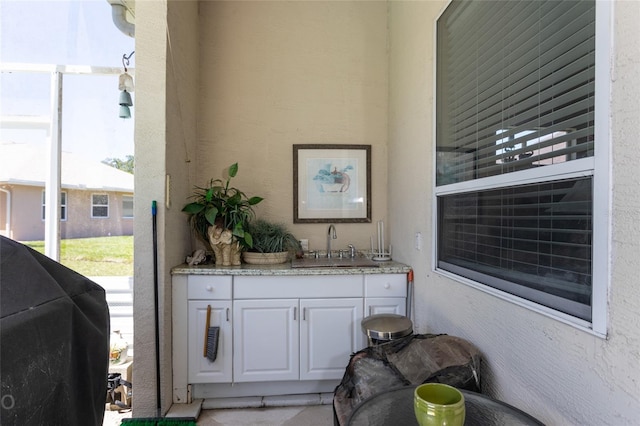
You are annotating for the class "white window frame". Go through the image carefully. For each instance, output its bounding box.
[42,190,67,221]
[432,0,611,337]
[91,193,109,219]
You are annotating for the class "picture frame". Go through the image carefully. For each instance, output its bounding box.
[293,144,371,223]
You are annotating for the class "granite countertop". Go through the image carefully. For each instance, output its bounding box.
[171,260,411,276]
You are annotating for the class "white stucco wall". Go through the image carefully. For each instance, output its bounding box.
[387,1,640,424]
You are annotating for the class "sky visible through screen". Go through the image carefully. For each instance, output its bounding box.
[0,0,135,163]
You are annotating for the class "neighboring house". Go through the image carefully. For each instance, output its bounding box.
[0,142,134,241]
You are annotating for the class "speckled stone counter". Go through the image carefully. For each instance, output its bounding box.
[171,260,411,276]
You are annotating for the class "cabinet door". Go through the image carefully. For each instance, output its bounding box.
[188,300,232,383]
[299,298,363,381]
[233,299,299,382]
[365,297,407,316]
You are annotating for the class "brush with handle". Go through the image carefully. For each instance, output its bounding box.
[203,305,220,362]
[203,305,212,357]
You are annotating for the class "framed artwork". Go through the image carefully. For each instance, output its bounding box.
[293,144,371,223]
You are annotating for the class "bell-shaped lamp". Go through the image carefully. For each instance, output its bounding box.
[119,105,131,119]
[119,90,133,106]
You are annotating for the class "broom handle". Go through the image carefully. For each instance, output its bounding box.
[152,200,161,417]
[204,305,212,357]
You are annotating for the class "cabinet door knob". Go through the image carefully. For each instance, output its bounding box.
[206,285,213,292]
[384,283,391,289]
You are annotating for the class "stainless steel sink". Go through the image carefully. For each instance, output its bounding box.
[291,257,380,268]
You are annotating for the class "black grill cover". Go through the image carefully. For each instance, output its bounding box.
[1,236,109,426]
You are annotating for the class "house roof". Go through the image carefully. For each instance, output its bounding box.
[0,142,134,192]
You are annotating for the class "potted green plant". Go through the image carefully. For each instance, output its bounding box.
[182,163,263,266]
[242,219,302,264]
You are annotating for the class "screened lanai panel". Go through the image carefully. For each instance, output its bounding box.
[436,0,596,185]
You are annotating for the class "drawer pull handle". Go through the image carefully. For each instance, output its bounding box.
[206,286,213,292]
[384,283,391,289]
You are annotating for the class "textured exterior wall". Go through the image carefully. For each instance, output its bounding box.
[196,1,389,252]
[388,1,640,424]
[133,0,199,417]
[0,185,133,240]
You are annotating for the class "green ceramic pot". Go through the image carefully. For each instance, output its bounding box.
[414,383,465,426]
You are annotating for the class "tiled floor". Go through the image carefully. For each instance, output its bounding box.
[197,405,334,425]
[103,404,335,426]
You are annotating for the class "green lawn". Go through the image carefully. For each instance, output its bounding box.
[22,236,134,276]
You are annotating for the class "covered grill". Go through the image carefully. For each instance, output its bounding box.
[0,236,109,426]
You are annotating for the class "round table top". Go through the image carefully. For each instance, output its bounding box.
[347,386,544,426]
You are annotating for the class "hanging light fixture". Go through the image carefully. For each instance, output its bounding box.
[119,51,135,119]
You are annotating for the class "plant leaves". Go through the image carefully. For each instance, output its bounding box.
[181,202,205,214]
[227,192,242,205]
[204,206,219,225]
[244,232,253,248]
[248,196,264,205]
[228,162,239,178]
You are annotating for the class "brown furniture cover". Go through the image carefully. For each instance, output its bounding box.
[333,333,482,425]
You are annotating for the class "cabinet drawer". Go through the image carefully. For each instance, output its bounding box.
[188,276,232,300]
[364,274,406,297]
[234,275,362,298]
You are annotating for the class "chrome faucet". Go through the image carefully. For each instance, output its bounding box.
[327,224,337,258]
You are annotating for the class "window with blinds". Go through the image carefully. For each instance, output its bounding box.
[435,0,601,325]
[438,177,593,320]
[436,0,595,185]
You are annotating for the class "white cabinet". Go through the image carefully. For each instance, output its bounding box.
[300,298,363,380]
[233,299,299,382]
[233,297,363,383]
[364,274,407,316]
[186,276,233,383]
[188,300,232,383]
[173,270,408,402]
[233,275,364,383]
[365,298,406,316]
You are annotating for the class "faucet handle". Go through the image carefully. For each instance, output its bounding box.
[348,244,356,258]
